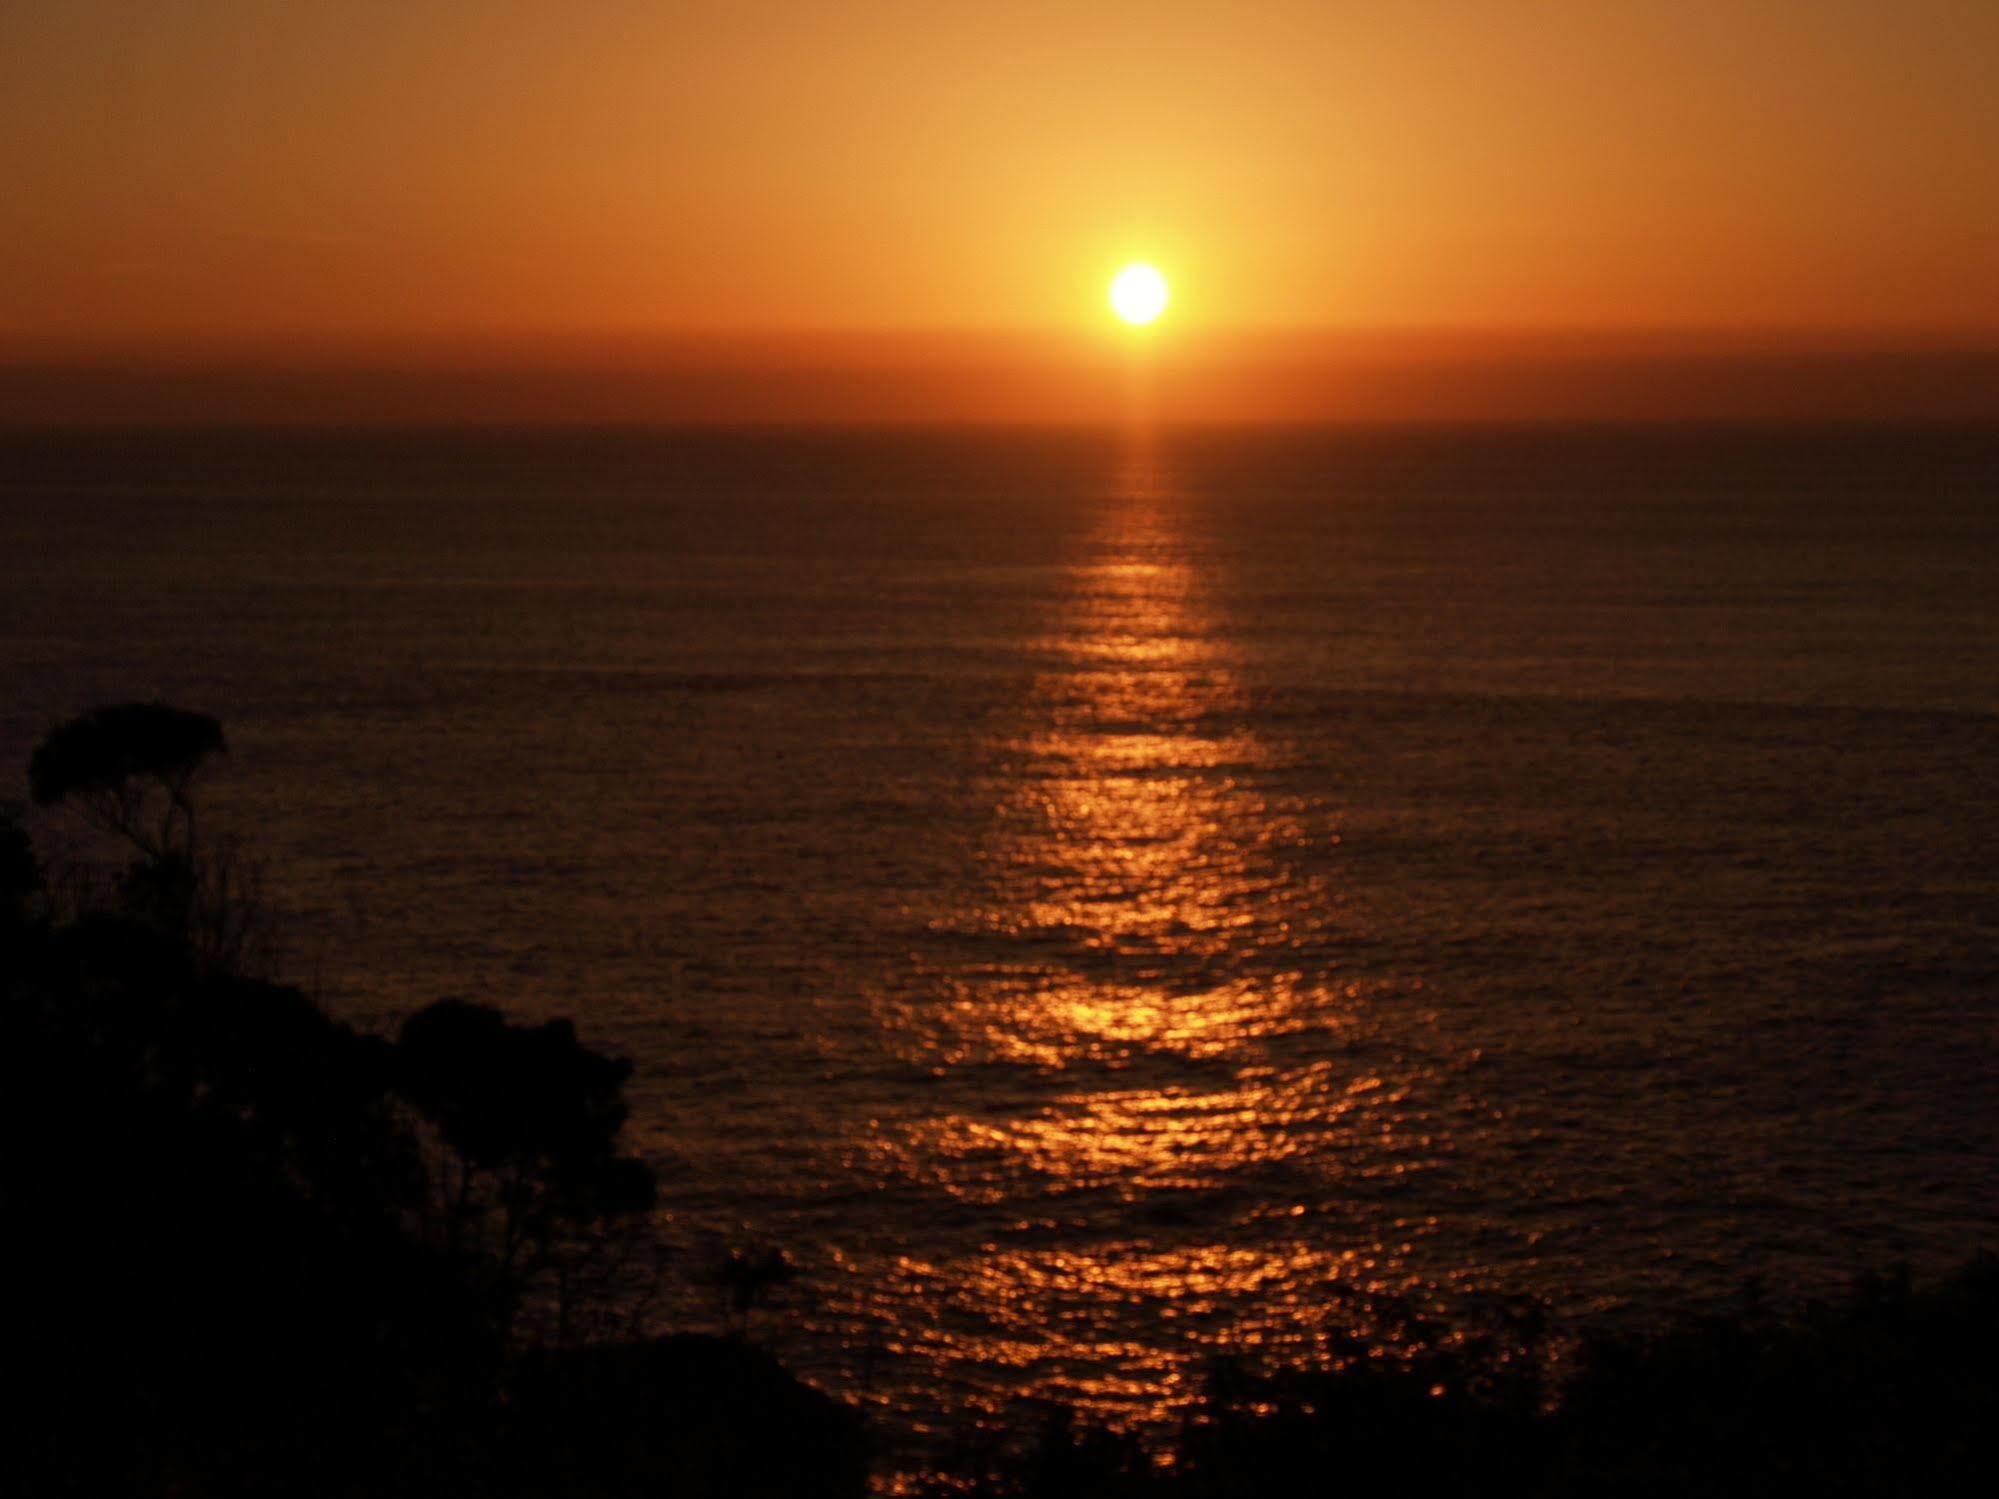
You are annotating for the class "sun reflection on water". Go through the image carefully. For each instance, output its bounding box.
[846,440,1452,1441]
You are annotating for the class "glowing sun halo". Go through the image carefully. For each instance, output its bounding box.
[1109,263,1169,325]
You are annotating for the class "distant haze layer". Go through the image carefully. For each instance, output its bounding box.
[3,330,1996,426]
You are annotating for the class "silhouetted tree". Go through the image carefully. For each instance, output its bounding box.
[397,998,658,1338]
[29,702,224,865]
[25,703,266,963]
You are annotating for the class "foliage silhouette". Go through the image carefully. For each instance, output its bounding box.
[0,706,864,1499]
[29,702,225,864]
[4,909,492,1496]
[397,997,659,1342]
[920,1262,1999,1498]
[27,703,269,967]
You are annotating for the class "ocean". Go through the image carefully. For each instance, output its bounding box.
[2,423,1995,1452]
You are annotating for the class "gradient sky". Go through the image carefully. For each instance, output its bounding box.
[4,1,1995,419]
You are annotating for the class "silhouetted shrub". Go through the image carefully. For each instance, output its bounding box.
[399,999,654,1224]
[1543,1257,1999,1497]
[926,1265,1999,1499]
[396,997,658,1344]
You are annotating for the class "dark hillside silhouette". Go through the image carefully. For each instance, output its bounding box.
[0,709,866,1499]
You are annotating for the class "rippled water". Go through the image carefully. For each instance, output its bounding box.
[3,424,1996,1460]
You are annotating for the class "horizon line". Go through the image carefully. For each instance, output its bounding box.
[8,321,1999,363]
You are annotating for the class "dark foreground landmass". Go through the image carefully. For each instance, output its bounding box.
[925,1254,1999,1498]
[2,707,1993,1497]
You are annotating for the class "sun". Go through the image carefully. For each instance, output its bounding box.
[1109,263,1169,325]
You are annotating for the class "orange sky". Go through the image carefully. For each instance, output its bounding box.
[4,2,1995,420]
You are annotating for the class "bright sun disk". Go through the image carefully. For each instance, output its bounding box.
[1110,263,1169,325]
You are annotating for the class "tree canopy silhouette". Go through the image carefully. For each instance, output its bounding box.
[29,702,225,864]
[398,998,657,1304]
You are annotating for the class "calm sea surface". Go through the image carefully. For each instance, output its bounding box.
[3,424,1996,1453]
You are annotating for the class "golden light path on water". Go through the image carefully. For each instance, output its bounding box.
[822,440,1479,1452]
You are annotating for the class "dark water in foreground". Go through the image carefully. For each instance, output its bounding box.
[2,424,1995,1457]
